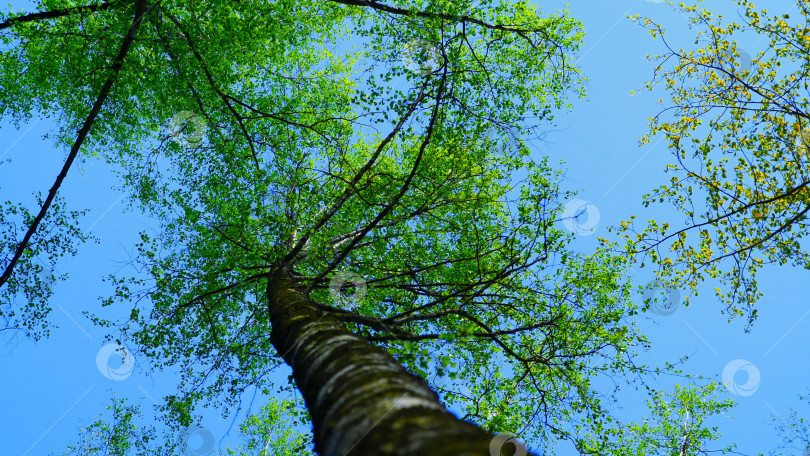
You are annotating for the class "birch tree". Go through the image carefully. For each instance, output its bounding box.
[0,0,731,454]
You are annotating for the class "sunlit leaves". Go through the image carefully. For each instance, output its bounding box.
[619,1,810,327]
[580,383,736,456]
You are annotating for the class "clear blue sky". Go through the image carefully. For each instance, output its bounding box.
[1,1,808,455]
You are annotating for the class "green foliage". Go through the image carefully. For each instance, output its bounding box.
[0,193,92,339]
[58,396,160,456]
[223,398,314,456]
[581,383,737,456]
[618,1,810,327]
[59,395,313,456]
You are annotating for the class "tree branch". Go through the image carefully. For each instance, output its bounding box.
[0,0,128,31]
[0,0,152,288]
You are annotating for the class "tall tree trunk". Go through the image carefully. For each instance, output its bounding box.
[266,265,535,456]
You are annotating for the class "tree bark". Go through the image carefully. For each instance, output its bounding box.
[266,265,535,456]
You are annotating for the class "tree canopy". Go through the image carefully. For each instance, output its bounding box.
[0,0,753,455]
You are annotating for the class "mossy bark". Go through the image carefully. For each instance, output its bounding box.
[266,265,536,456]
